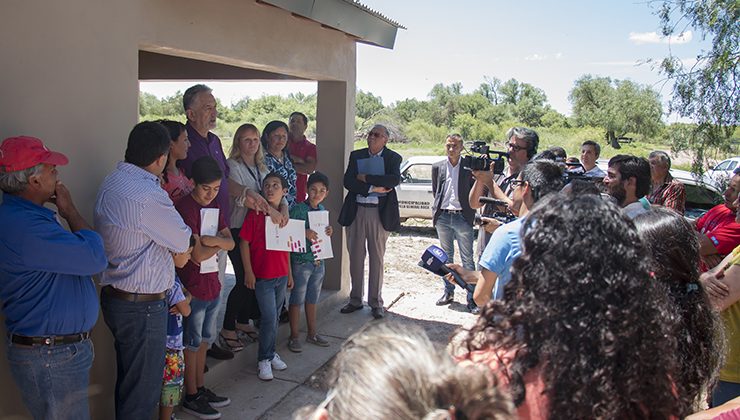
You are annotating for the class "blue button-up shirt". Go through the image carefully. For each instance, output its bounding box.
[94,162,191,293]
[0,194,107,336]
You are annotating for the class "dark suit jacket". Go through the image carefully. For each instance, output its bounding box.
[431,159,475,226]
[338,147,402,232]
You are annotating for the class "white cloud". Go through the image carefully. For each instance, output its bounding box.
[589,60,640,66]
[629,31,693,45]
[524,52,564,61]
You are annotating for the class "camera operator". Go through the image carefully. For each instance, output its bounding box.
[448,159,563,306]
[469,127,539,258]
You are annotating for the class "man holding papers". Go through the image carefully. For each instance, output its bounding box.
[338,124,402,319]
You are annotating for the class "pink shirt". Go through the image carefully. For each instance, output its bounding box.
[161,169,194,204]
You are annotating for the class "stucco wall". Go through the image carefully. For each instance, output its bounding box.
[0,0,357,417]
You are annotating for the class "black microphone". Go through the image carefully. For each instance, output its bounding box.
[418,245,475,292]
[478,196,509,207]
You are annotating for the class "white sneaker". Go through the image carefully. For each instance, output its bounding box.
[271,353,288,371]
[258,359,273,381]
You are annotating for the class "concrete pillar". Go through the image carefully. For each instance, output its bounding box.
[316,80,356,292]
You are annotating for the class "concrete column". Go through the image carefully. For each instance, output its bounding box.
[316,80,356,292]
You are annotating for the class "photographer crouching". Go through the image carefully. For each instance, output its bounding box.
[447,159,564,306]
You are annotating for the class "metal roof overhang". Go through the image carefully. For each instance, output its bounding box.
[259,0,404,49]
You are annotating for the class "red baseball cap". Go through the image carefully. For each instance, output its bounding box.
[0,136,69,172]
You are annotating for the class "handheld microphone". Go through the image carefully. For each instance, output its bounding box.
[418,245,475,292]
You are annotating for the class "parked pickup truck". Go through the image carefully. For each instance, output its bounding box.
[395,156,723,223]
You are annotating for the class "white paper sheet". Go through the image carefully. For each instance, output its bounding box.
[308,210,333,260]
[265,217,307,252]
[199,208,219,274]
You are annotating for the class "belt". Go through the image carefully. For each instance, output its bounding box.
[357,202,378,208]
[441,209,463,214]
[10,331,91,347]
[102,285,166,302]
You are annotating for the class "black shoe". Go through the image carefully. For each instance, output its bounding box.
[436,291,454,306]
[199,386,231,408]
[279,307,289,324]
[340,303,363,314]
[206,344,234,360]
[467,303,481,315]
[182,393,221,419]
[371,307,385,319]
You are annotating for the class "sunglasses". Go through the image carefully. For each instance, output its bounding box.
[507,142,527,152]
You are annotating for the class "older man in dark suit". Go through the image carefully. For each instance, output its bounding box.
[338,124,402,319]
[432,134,477,313]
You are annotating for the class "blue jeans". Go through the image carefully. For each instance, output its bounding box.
[711,380,740,407]
[436,212,475,301]
[101,291,167,420]
[290,261,325,306]
[7,339,93,420]
[183,296,220,351]
[254,276,287,362]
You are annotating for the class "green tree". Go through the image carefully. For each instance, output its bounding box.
[356,90,384,120]
[569,75,663,148]
[652,0,739,172]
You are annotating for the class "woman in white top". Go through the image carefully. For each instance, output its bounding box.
[219,123,288,350]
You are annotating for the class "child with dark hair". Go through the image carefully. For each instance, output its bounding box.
[176,157,235,419]
[287,172,333,353]
[240,172,294,381]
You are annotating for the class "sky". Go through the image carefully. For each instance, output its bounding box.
[140,0,706,118]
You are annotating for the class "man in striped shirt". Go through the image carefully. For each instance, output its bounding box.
[94,122,191,420]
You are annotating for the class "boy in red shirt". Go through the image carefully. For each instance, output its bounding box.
[176,156,235,419]
[240,172,294,380]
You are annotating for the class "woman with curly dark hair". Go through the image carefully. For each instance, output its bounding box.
[634,208,724,409]
[457,193,686,419]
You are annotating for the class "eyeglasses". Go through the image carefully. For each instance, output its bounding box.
[368,131,388,139]
[510,179,527,188]
[507,142,527,152]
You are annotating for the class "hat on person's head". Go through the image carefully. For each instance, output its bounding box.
[0,136,69,172]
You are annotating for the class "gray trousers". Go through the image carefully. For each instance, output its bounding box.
[346,205,391,309]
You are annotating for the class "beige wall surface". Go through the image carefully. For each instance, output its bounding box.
[0,0,358,417]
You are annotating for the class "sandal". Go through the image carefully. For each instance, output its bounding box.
[218,332,245,352]
[236,326,259,342]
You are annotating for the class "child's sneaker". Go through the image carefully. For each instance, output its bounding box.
[200,387,230,408]
[306,334,330,347]
[288,338,303,353]
[258,359,273,381]
[182,393,221,419]
[271,353,288,370]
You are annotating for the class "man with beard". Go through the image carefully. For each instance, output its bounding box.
[603,154,651,220]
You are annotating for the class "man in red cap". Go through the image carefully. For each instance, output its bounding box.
[0,136,108,419]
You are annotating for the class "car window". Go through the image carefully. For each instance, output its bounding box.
[715,161,730,171]
[685,184,722,208]
[728,161,738,171]
[401,164,433,184]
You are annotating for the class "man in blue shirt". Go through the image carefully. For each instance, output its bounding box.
[0,136,107,419]
[447,160,563,305]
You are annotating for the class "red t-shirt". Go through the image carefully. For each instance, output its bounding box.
[696,204,740,269]
[239,210,289,279]
[288,136,317,203]
[175,194,227,300]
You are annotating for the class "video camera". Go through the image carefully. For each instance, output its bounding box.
[418,245,475,292]
[461,141,508,174]
[563,162,605,187]
[475,196,517,225]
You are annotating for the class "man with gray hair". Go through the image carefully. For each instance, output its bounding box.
[179,84,235,360]
[0,136,107,419]
[648,150,685,214]
[338,124,402,319]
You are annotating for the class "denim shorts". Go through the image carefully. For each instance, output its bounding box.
[183,296,220,351]
[289,260,325,306]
